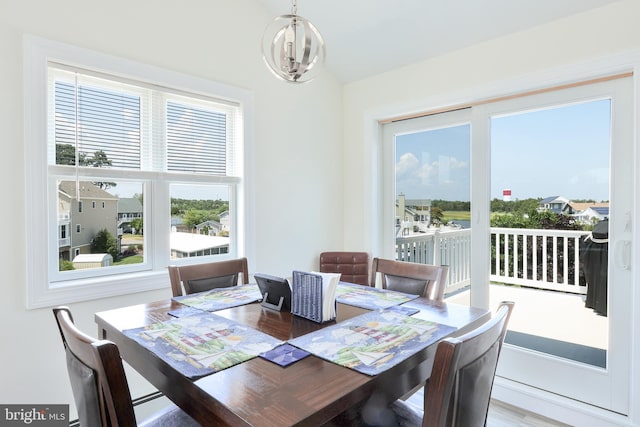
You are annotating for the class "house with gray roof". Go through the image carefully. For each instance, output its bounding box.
[196,220,222,236]
[117,197,143,232]
[58,181,119,261]
[538,196,570,214]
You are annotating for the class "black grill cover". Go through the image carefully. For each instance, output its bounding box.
[580,219,608,316]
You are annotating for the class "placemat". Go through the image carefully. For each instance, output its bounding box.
[288,310,455,376]
[172,284,262,312]
[124,311,282,379]
[335,282,420,310]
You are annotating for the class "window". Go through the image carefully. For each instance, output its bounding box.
[24,36,252,308]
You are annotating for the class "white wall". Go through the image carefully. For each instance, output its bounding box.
[342,0,640,425]
[0,0,343,417]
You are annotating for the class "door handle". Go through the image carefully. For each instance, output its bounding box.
[614,239,631,271]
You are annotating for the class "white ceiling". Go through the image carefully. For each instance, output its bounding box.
[256,0,620,82]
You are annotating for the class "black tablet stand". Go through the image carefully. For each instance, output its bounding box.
[261,292,285,311]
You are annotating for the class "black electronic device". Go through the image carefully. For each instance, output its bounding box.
[254,273,292,312]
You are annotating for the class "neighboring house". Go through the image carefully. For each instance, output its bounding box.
[57,192,72,258]
[58,181,119,261]
[539,197,609,224]
[196,220,222,236]
[396,194,431,235]
[538,196,570,214]
[564,201,609,224]
[580,206,609,223]
[117,197,143,231]
[171,216,190,233]
[219,211,230,232]
[170,232,230,258]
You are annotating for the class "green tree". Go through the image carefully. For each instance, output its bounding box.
[130,218,144,235]
[59,259,75,271]
[430,206,444,225]
[86,149,112,167]
[56,143,87,166]
[91,229,118,259]
[183,209,213,229]
[171,198,229,217]
[491,208,581,231]
[55,145,116,189]
[490,197,540,215]
[87,150,116,189]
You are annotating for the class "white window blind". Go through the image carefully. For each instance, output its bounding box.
[49,65,241,177]
[54,80,142,168]
[167,101,227,174]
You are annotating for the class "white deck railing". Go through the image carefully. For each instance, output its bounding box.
[395,227,590,295]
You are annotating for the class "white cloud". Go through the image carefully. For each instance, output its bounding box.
[396,152,420,178]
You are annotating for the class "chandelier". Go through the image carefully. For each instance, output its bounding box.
[261,0,326,83]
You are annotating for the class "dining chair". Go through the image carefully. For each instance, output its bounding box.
[319,251,371,286]
[390,301,515,427]
[370,258,448,301]
[52,306,199,427]
[168,257,249,297]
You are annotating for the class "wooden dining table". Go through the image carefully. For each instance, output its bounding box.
[95,292,489,426]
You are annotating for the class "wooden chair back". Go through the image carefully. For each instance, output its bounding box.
[423,301,515,427]
[53,306,137,427]
[319,251,371,286]
[370,258,448,301]
[168,257,249,297]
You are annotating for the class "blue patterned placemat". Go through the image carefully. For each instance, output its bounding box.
[124,312,282,379]
[335,283,420,310]
[168,306,206,318]
[173,284,262,312]
[288,310,455,376]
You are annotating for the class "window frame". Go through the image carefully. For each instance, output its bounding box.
[24,36,254,308]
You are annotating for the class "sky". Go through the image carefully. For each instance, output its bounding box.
[395,98,611,202]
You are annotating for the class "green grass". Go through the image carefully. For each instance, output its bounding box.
[114,255,143,265]
[442,211,516,222]
[442,211,471,222]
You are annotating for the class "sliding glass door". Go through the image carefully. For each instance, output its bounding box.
[382,76,633,413]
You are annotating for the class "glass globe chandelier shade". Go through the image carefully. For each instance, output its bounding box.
[261,4,326,83]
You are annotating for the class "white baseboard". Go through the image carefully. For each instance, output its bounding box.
[492,377,632,427]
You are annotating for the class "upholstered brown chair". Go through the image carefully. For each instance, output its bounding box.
[53,306,199,427]
[168,257,249,297]
[319,251,371,286]
[370,258,448,301]
[391,301,515,427]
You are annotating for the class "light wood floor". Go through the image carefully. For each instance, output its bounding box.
[405,389,570,427]
[488,401,570,427]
